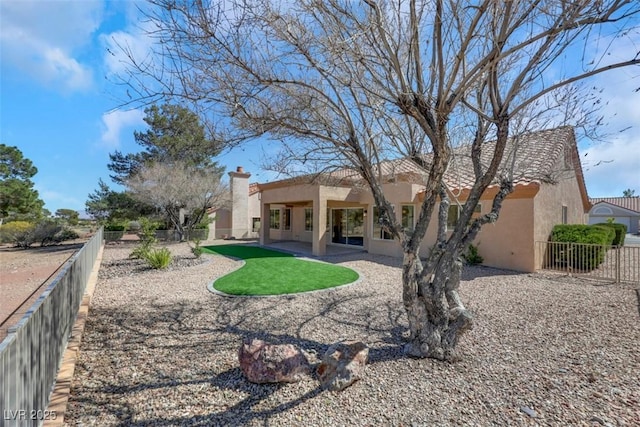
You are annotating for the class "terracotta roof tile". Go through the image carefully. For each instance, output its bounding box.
[589,197,640,213]
[259,126,583,195]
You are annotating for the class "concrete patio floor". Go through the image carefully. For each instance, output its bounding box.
[263,240,367,258]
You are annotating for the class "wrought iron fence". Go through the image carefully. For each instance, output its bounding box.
[103,228,210,243]
[535,241,639,284]
[0,227,103,427]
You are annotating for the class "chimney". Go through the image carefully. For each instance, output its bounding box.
[228,166,251,238]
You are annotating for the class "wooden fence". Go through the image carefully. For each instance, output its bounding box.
[0,227,103,426]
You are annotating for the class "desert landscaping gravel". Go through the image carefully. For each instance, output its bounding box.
[64,241,640,426]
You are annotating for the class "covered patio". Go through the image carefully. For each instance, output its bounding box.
[263,240,367,258]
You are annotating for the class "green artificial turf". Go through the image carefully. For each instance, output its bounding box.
[204,244,359,296]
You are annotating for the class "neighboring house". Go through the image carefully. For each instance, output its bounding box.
[215,126,590,272]
[588,197,640,235]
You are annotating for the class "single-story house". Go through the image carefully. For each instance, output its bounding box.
[213,126,590,272]
[588,197,640,234]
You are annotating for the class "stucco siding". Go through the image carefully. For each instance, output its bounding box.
[532,170,586,269]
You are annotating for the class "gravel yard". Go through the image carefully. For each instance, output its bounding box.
[65,242,640,426]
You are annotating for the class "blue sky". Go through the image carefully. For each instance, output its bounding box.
[0,1,638,216]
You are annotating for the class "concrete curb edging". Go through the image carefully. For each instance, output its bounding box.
[44,244,104,427]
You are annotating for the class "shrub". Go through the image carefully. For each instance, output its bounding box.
[191,239,204,258]
[594,222,627,246]
[145,247,172,269]
[462,244,484,265]
[55,228,80,243]
[104,223,125,242]
[11,219,72,248]
[549,224,615,271]
[0,221,34,244]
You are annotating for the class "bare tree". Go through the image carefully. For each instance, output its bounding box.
[126,161,229,241]
[118,0,639,359]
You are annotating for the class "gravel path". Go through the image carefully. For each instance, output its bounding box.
[65,242,640,426]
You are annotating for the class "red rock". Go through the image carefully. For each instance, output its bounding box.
[238,338,311,383]
[317,340,368,391]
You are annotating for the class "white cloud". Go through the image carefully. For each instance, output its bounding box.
[100,109,146,149]
[0,0,103,92]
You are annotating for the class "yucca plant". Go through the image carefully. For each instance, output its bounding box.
[145,247,172,269]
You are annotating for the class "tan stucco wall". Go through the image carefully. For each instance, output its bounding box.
[258,172,585,272]
[210,209,231,239]
[532,168,587,269]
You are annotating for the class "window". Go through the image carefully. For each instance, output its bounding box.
[373,206,393,240]
[283,208,291,230]
[447,203,481,230]
[401,205,414,232]
[562,206,568,224]
[304,208,313,231]
[269,209,280,229]
[252,217,261,232]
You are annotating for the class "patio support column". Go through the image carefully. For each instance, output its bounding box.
[312,190,327,256]
[260,203,271,246]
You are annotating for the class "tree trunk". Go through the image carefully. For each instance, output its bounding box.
[402,252,473,361]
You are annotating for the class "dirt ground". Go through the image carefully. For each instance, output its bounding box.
[0,241,86,340]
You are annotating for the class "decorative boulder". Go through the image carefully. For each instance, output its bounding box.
[317,340,368,391]
[238,338,311,383]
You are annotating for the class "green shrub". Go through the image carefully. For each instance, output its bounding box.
[0,221,34,244]
[549,224,615,271]
[104,223,125,242]
[144,247,172,269]
[12,219,68,248]
[594,222,627,246]
[191,239,204,258]
[55,228,80,243]
[462,244,484,265]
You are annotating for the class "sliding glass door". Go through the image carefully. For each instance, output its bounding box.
[330,208,364,246]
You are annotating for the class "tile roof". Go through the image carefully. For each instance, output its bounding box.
[259,126,586,202]
[589,197,640,213]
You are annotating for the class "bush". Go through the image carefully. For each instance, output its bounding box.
[549,224,615,271]
[55,228,80,242]
[462,244,484,265]
[0,221,34,244]
[104,223,125,242]
[594,222,627,246]
[145,247,172,269]
[10,219,77,248]
[191,239,204,258]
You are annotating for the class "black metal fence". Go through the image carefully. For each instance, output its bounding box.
[536,241,640,284]
[103,228,209,243]
[0,227,103,427]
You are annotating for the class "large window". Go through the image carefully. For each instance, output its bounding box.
[447,203,481,230]
[402,205,414,232]
[269,209,280,229]
[373,206,393,240]
[252,217,261,232]
[283,208,291,231]
[304,208,313,231]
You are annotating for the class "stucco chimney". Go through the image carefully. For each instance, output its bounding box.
[228,166,251,238]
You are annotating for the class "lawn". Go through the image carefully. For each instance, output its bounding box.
[203,244,360,295]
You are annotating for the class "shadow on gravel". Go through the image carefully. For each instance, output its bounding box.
[68,292,408,426]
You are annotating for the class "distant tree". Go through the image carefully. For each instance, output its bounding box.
[0,144,45,223]
[85,178,155,222]
[622,189,637,197]
[125,161,229,240]
[108,104,224,184]
[55,208,80,225]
